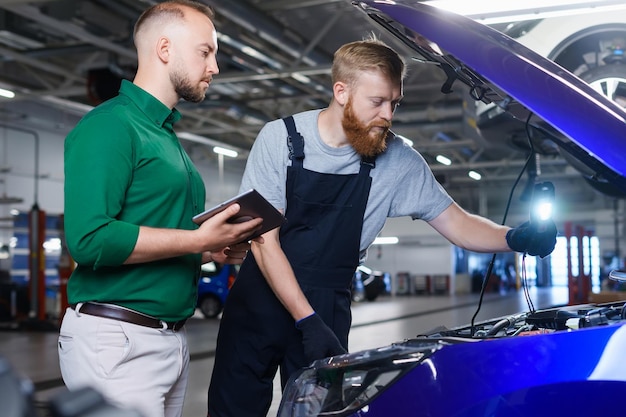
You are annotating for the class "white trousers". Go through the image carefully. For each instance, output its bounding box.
[58,306,189,417]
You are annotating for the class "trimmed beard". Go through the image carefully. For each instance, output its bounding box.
[171,64,207,103]
[341,97,390,158]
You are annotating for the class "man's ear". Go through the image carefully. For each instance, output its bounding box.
[156,37,171,63]
[333,82,349,106]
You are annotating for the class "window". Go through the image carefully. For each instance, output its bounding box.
[550,235,600,290]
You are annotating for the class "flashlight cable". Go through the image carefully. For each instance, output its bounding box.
[470,111,537,336]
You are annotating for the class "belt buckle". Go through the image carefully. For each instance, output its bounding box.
[160,319,185,331]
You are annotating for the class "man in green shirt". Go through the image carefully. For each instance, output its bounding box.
[58,2,262,417]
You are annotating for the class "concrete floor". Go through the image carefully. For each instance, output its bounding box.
[0,287,569,417]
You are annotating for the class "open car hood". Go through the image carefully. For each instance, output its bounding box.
[353,1,626,195]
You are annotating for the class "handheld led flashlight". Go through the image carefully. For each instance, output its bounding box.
[530,182,555,230]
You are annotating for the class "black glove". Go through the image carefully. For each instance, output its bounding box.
[506,220,557,258]
[295,312,347,364]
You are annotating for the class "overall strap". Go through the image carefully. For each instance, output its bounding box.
[360,154,376,170]
[283,116,305,166]
[358,153,377,180]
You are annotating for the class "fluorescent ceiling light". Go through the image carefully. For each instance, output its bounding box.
[40,95,94,114]
[436,155,451,165]
[423,0,626,24]
[217,33,283,70]
[424,0,608,16]
[178,132,225,147]
[291,73,311,84]
[178,132,247,158]
[0,88,15,99]
[373,236,399,245]
[468,170,482,180]
[178,132,219,146]
[213,146,238,158]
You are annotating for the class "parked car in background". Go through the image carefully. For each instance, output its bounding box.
[277,1,626,416]
[352,265,390,302]
[196,261,238,318]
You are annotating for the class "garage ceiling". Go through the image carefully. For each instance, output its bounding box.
[0,0,619,217]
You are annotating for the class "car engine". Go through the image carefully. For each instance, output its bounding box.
[424,301,626,339]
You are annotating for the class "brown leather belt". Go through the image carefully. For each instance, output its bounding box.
[71,302,186,331]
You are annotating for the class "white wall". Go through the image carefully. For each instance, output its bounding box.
[364,217,453,273]
[1,126,65,214]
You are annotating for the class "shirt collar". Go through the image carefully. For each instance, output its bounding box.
[119,79,181,130]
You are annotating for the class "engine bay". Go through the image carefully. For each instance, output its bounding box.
[424,301,626,340]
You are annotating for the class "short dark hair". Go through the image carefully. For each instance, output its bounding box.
[134,0,215,44]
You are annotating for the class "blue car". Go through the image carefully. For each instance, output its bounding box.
[277,2,626,416]
[197,261,238,318]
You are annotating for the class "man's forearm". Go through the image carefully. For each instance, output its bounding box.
[124,226,201,264]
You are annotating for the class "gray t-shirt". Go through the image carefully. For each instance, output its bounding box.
[240,109,453,261]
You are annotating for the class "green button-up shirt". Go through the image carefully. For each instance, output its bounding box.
[64,80,206,321]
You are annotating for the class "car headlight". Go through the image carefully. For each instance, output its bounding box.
[278,340,442,417]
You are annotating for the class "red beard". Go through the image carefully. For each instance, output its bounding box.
[341,98,391,157]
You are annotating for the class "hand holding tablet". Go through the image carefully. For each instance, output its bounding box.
[193,189,285,240]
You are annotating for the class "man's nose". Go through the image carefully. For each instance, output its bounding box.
[380,102,394,120]
[208,56,219,75]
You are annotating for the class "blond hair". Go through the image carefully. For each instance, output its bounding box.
[331,35,405,88]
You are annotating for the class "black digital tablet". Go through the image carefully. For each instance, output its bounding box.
[192,189,285,239]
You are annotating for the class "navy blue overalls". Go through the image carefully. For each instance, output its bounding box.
[208,116,375,417]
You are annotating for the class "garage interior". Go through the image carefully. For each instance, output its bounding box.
[1,1,626,416]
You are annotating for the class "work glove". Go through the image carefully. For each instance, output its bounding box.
[506,220,557,258]
[295,312,347,364]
